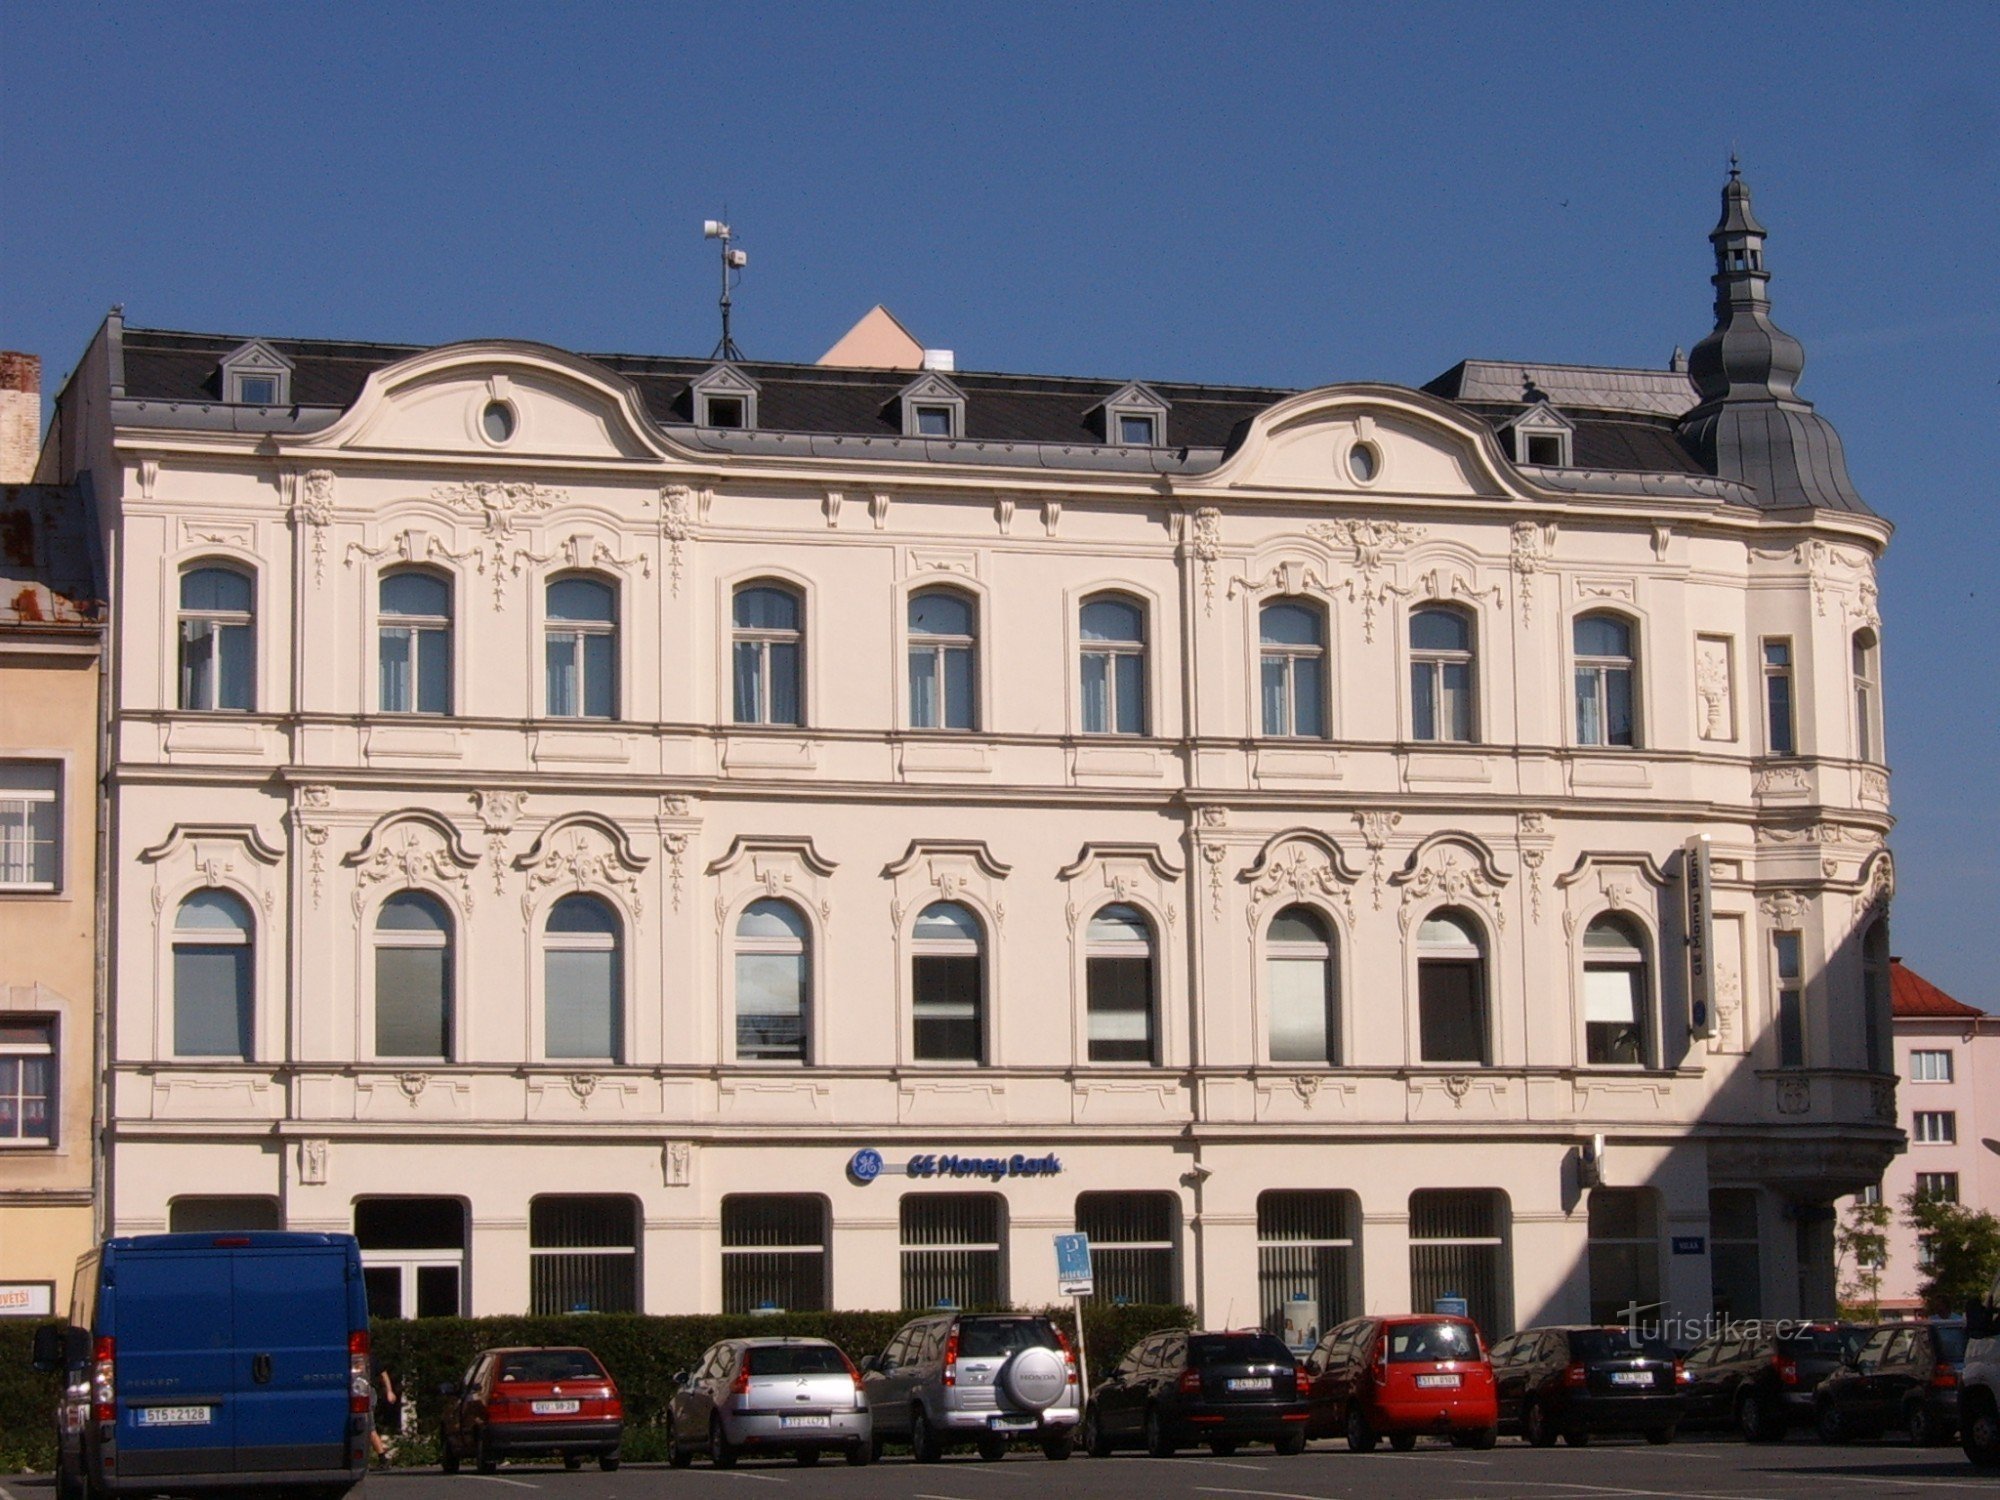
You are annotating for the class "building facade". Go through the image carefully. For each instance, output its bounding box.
[1849,962,1998,1313]
[47,174,1900,1332]
[1,350,104,1317]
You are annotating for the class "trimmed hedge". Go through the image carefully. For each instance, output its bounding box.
[0,1306,1193,1471]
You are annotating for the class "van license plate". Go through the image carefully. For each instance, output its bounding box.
[1612,1371,1653,1386]
[781,1416,830,1429]
[1226,1378,1268,1391]
[1415,1374,1461,1389]
[530,1400,580,1415]
[989,1417,1035,1431]
[136,1407,212,1427]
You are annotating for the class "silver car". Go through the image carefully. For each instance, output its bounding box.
[667,1337,873,1467]
[862,1313,1081,1461]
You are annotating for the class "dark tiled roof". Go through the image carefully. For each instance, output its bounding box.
[0,484,101,628]
[1891,960,1986,1019]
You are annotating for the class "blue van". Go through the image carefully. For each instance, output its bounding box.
[33,1232,372,1500]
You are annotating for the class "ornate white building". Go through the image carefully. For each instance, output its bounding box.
[46,172,1899,1332]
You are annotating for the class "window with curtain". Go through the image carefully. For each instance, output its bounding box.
[1259,599,1325,737]
[1267,905,1337,1064]
[912,901,984,1063]
[1086,904,1155,1063]
[379,570,452,714]
[0,763,60,889]
[178,566,255,711]
[1417,909,1487,1064]
[374,892,453,1059]
[1573,612,1637,747]
[908,589,977,730]
[545,894,621,1061]
[1852,630,1880,762]
[1410,606,1475,742]
[545,576,617,718]
[173,889,253,1058]
[732,584,803,726]
[1582,914,1648,1066]
[1080,594,1146,735]
[0,1017,55,1142]
[735,899,809,1063]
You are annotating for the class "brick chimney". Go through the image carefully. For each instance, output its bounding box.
[0,352,41,484]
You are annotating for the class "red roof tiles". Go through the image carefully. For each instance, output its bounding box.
[1891,959,1985,1019]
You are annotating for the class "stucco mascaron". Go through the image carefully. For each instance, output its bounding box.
[68,332,1898,1326]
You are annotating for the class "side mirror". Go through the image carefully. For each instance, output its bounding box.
[670,1370,688,1387]
[30,1325,64,1374]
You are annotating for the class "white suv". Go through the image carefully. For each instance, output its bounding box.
[861,1313,1081,1461]
[1963,1271,2000,1470]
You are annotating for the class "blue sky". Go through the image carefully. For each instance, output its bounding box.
[4,2,1995,1003]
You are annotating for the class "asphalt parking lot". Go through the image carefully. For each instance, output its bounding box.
[16,1434,1992,1500]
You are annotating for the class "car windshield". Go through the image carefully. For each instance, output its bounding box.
[497,1350,604,1382]
[1570,1330,1674,1361]
[957,1320,1057,1358]
[1386,1321,1478,1363]
[1935,1327,1968,1361]
[1189,1334,1295,1367]
[747,1345,850,1376]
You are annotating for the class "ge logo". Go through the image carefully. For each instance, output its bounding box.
[848,1148,884,1184]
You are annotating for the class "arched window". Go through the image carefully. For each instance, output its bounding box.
[379,570,453,715]
[1582,913,1649,1066]
[736,900,809,1063]
[173,890,253,1058]
[544,576,617,719]
[912,901,985,1063]
[1862,918,1890,1074]
[1574,612,1637,747]
[732,584,803,726]
[908,589,977,730]
[374,892,453,1060]
[1080,595,1147,735]
[1416,908,1487,1064]
[1267,905,1337,1064]
[178,566,255,711]
[1852,629,1881,762]
[1086,904,1155,1063]
[545,895,621,1061]
[1259,599,1325,737]
[1410,606,1475,743]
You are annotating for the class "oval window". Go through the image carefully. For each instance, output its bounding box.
[1347,442,1379,483]
[482,402,516,443]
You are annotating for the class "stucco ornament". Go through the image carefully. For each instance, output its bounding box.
[472,790,527,893]
[1241,838,1359,927]
[658,484,708,595]
[348,822,475,915]
[1694,637,1734,740]
[1354,810,1403,908]
[1508,520,1557,623]
[1308,517,1425,642]
[1776,1077,1811,1115]
[1188,507,1223,615]
[299,1138,328,1185]
[294,470,337,584]
[1392,837,1509,933]
[434,480,564,539]
[664,1141,692,1187]
[519,824,645,921]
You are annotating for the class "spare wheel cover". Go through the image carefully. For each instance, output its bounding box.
[1002,1347,1067,1410]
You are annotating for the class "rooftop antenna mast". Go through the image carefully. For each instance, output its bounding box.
[702,216,748,361]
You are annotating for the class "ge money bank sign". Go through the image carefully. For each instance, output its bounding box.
[848,1148,1063,1184]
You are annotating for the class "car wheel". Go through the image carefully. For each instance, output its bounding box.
[439,1437,461,1476]
[796,1447,821,1466]
[1738,1392,1782,1443]
[1816,1402,1848,1444]
[563,1455,582,1471]
[846,1439,872,1466]
[1345,1406,1378,1454]
[1563,1429,1591,1447]
[1389,1432,1417,1451]
[1041,1432,1073,1461]
[1084,1407,1113,1458]
[597,1455,619,1473]
[708,1417,737,1469]
[911,1408,942,1464]
[667,1440,693,1469]
[977,1435,1008,1462]
[1962,1395,2000,1468]
[1524,1397,1557,1448]
[1906,1398,1943,1447]
[475,1429,498,1476]
[1644,1424,1678,1445]
[1144,1406,1175,1458]
[1274,1429,1307,1457]
[1207,1438,1238,1457]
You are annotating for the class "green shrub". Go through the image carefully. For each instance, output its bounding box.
[0,1321,66,1473]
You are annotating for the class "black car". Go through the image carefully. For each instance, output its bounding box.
[1084,1329,1310,1457]
[1681,1322,1863,1441]
[1488,1326,1686,1446]
[1814,1320,1966,1446]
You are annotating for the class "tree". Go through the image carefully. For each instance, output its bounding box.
[1836,1193,1891,1321]
[1902,1189,2000,1316]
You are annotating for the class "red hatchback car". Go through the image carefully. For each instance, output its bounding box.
[440,1346,623,1473]
[1303,1315,1498,1450]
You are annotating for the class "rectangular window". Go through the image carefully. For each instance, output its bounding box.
[529,1197,637,1315]
[722,1196,827,1313]
[1857,1182,1882,1206]
[0,1018,55,1144]
[1086,954,1154,1063]
[1709,1188,1762,1319]
[1909,1049,1954,1083]
[1913,1110,1957,1145]
[912,953,982,1063]
[1917,1235,1937,1270]
[1773,931,1804,1068]
[0,764,61,889]
[914,405,954,438]
[376,945,450,1059]
[1409,1189,1511,1338]
[1586,1189,1661,1325]
[1117,413,1157,446]
[1077,1192,1179,1306]
[356,1198,466,1320]
[1914,1172,1960,1202]
[174,943,254,1058]
[1418,959,1485,1064]
[900,1195,1002,1311]
[1256,1190,1358,1332]
[237,375,277,405]
[1763,639,1796,755]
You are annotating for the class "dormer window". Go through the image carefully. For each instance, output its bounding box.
[1095,382,1171,449]
[218,339,293,407]
[1525,433,1563,466]
[691,363,760,430]
[1503,400,1574,469]
[896,371,967,439]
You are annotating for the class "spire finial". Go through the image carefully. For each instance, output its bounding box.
[1728,149,1740,181]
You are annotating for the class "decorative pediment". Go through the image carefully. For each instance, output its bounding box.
[342,811,479,914]
[516,813,651,872]
[691,363,760,429]
[883,840,1012,931]
[1390,832,1511,932]
[219,340,293,405]
[139,823,285,866]
[1090,382,1171,444]
[1552,850,1672,891]
[882,840,1012,882]
[1059,843,1183,935]
[708,836,837,932]
[708,835,838,879]
[1239,830,1365,925]
[894,371,967,438]
[515,816,648,920]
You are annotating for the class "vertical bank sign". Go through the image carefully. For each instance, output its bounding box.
[1683,834,1714,1040]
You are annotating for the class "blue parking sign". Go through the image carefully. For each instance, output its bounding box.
[1055,1233,1093,1295]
